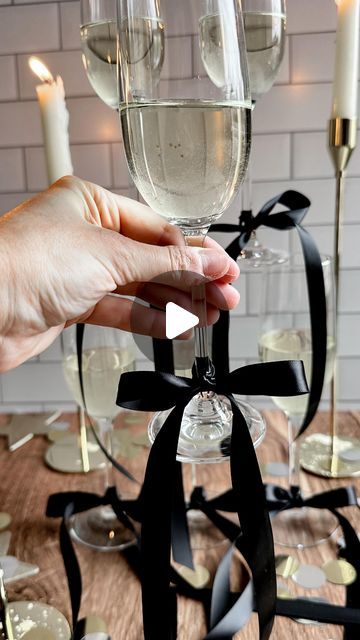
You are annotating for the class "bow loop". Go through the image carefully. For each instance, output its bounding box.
[265,484,359,513]
[117,370,196,411]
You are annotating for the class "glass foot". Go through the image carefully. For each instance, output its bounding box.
[272,506,338,549]
[68,505,136,552]
[300,433,360,478]
[148,394,266,463]
[239,242,288,270]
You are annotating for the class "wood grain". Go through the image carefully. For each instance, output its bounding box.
[0,410,359,639]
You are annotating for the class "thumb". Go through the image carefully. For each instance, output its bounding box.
[105,233,236,287]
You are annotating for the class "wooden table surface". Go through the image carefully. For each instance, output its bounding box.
[1,410,360,640]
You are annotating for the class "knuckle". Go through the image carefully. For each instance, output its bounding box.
[167,246,199,273]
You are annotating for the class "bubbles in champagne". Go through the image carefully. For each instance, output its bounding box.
[121,102,250,227]
[258,328,335,418]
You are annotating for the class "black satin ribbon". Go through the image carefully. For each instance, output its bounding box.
[152,337,174,373]
[265,483,360,640]
[117,360,308,639]
[174,485,360,639]
[210,190,327,438]
[46,487,140,636]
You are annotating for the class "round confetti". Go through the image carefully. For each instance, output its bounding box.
[81,616,108,633]
[265,462,289,477]
[323,559,357,586]
[292,564,326,589]
[177,563,210,589]
[339,448,360,462]
[0,512,11,531]
[275,555,300,578]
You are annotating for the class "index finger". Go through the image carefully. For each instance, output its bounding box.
[85,182,185,247]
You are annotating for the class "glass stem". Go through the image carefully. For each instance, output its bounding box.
[241,150,253,213]
[98,417,115,492]
[287,415,301,495]
[191,462,198,490]
[183,229,213,380]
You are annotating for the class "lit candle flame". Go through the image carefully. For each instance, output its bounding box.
[28,56,54,84]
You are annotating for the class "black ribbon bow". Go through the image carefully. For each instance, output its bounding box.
[116,360,308,639]
[211,190,327,438]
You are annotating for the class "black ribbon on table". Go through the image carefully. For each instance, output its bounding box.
[172,485,360,638]
[210,190,327,438]
[265,484,360,640]
[46,487,140,637]
[116,360,308,639]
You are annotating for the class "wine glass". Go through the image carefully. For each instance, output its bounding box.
[240,0,288,268]
[62,324,137,551]
[117,0,266,463]
[258,254,339,548]
[81,0,118,109]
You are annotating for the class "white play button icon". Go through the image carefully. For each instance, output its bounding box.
[165,302,199,340]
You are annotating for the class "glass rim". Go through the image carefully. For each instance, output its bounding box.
[268,253,332,273]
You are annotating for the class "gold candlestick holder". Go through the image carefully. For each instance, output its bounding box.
[300,117,360,478]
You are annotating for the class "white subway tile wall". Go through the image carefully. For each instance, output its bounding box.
[0,0,359,411]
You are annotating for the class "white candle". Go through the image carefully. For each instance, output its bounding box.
[29,57,73,185]
[332,0,360,119]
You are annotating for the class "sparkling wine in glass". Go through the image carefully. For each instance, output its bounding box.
[241,0,287,268]
[62,325,137,551]
[81,0,164,109]
[258,255,338,548]
[117,0,266,462]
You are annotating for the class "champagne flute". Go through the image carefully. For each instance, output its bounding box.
[62,325,137,551]
[117,0,266,462]
[240,0,288,268]
[258,255,338,548]
[81,0,164,110]
[81,0,118,109]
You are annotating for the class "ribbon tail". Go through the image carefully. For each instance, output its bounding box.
[171,462,194,570]
[60,508,82,634]
[229,398,276,639]
[140,401,187,639]
[295,225,327,436]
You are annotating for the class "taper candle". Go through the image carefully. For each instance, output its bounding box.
[332,0,360,119]
[29,57,73,184]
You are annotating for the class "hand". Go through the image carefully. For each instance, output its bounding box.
[0,176,240,372]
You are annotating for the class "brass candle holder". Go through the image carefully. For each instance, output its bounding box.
[300,118,360,478]
[79,405,90,474]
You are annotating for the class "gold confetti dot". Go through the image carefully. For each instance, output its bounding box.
[0,513,11,532]
[323,559,357,586]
